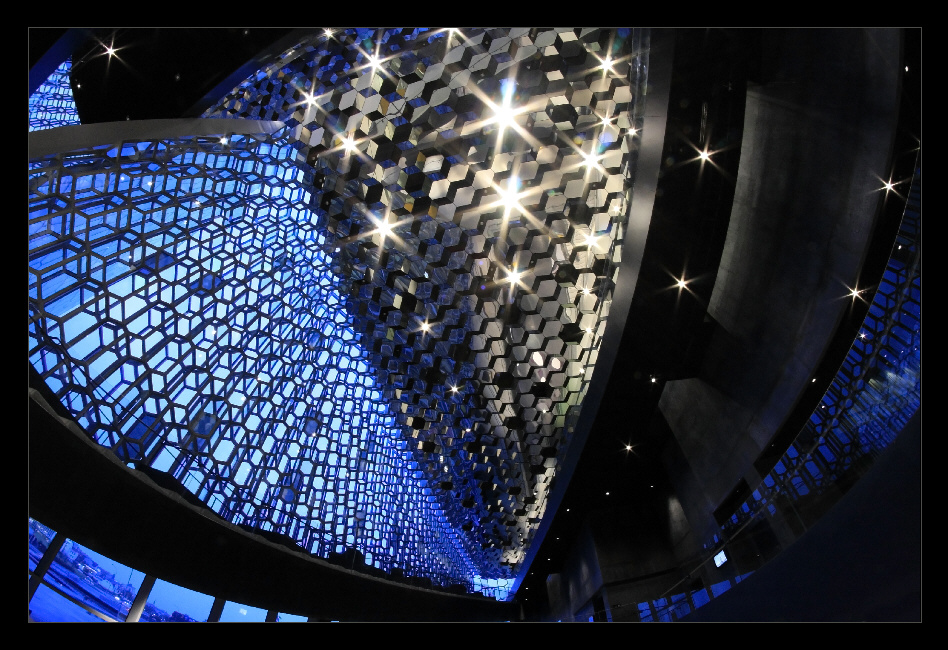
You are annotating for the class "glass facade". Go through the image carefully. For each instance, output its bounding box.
[141,579,216,622]
[28,58,80,133]
[28,531,146,623]
[27,28,919,623]
[28,28,649,597]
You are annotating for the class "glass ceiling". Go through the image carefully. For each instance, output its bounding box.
[28,28,649,598]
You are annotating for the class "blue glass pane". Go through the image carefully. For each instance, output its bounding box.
[30,583,105,623]
[637,602,653,622]
[29,517,56,573]
[710,580,731,597]
[219,600,268,622]
[41,538,142,621]
[142,579,215,622]
[29,58,80,132]
[691,588,711,609]
[277,612,309,622]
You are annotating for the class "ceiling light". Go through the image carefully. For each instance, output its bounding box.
[493,105,516,131]
[507,270,521,285]
[421,321,430,333]
[105,46,116,57]
[498,176,523,219]
[677,278,687,288]
[376,217,392,237]
[698,150,711,161]
[884,181,895,191]
[580,150,601,171]
[341,134,358,154]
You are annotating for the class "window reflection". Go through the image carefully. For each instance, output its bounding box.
[141,579,215,622]
[219,600,267,622]
[40,537,144,621]
[30,583,106,623]
[28,517,55,573]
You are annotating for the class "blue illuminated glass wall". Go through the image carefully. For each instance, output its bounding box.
[28,127,498,592]
[29,58,80,132]
[28,28,646,603]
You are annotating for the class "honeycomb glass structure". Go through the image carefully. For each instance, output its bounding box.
[29,28,649,597]
[29,58,80,132]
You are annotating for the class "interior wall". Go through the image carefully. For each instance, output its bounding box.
[659,29,903,543]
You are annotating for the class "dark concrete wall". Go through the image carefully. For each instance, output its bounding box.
[659,29,903,544]
[546,501,687,621]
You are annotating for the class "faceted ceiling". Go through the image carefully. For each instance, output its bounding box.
[29,27,648,596]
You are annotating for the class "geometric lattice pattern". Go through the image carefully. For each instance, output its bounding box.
[29,58,80,132]
[28,28,648,597]
[28,128,500,591]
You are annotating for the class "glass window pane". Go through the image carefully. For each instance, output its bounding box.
[29,583,105,623]
[42,538,144,621]
[277,612,308,622]
[28,517,56,573]
[637,602,652,622]
[40,539,123,620]
[691,588,711,609]
[710,580,732,597]
[141,579,215,622]
[219,600,268,622]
